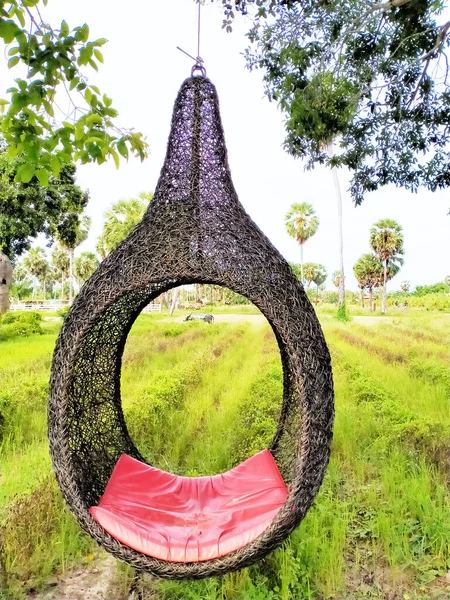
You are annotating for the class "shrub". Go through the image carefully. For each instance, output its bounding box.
[0,312,44,340]
[57,306,70,320]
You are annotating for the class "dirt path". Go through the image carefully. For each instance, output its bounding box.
[31,556,122,600]
[169,313,266,324]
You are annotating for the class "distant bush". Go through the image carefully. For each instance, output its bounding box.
[323,291,339,304]
[387,292,450,310]
[0,312,43,340]
[413,283,450,296]
[57,306,70,320]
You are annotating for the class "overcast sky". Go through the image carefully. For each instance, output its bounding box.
[1,0,449,290]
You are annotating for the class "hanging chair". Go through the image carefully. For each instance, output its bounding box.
[48,74,334,580]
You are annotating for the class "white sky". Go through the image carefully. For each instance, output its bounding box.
[1,0,449,290]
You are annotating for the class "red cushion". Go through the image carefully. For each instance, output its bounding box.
[89,450,288,563]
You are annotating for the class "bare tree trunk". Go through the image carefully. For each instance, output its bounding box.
[300,244,304,283]
[361,290,364,308]
[382,259,387,314]
[43,279,46,301]
[369,288,373,312]
[61,272,64,301]
[0,252,13,315]
[328,142,345,306]
[69,249,74,305]
[169,288,178,315]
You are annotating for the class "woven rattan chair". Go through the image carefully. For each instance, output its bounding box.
[48,75,334,580]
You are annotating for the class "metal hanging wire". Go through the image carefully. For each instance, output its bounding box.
[177,1,206,77]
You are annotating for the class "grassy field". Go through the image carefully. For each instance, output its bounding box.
[0,309,449,599]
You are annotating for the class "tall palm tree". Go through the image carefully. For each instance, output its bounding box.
[52,246,70,301]
[285,202,319,282]
[97,192,153,257]
[74,252,99,286]
[353,253,383,311]
[0,251,13,314]
[58,215,91,305]
[23,247,50,299]
[370,219,404,314]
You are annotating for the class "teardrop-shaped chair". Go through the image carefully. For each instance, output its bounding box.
[49,75,334,580]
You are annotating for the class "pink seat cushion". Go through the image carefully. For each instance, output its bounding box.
[89,450,288,563]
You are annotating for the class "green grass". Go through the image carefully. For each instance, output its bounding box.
[0,311,449,599]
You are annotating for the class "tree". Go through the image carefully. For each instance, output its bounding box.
[239,1,450,204]
[23,246,50,299]
[74,251,99,286]
[353,253,383,311]
[0,2,147,182]
[58,214,90,304]
[332,270,342,290]
[369,219,404,313]
[401,280,410,293]
[285,202,319,282]
[51,246,69,300]
[96,192,153,257]
[0,251,13,313]
[302,262,317,290]
[0,148,89,265]
[312,264,327,303]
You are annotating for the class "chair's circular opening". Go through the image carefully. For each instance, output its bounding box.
[121,283,284,476]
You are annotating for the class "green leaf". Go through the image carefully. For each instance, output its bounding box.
[7,145,18,158]
[51,156,61,178]
[94,49,104,63]
[117,138,129,159]
[0,20,18,44]
[8,46,20,56]
[35,169,49,187]
[94,38,107,46]
[8,56,20,69]
[15,164,36,183]
[75,24,89,43]
[90,85,100,95]
[60,20,69,37]
[85,88,93,104]
[110,149,120,169]
[75,124,84,141]
[69,77,79,91]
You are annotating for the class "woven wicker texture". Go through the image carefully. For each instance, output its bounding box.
[48,76,334,579]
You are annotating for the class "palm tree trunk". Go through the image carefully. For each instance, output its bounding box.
[61,272,64,301]
[361,289,364,308]
[369,287,373,312]
[0,251,13,315]
[316,284,320,304]
[382,259,387,314]
[328,142,345,306]
[43,279,46,301]
[169,289,178,315]
[300,244,304,283]
[69,249,74,305]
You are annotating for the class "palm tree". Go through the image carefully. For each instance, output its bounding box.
[327,140,346,310]
[285,202,319,282]
[58,215,91,305]
[97,192,153,257]
[369,219,404,314]
[312,264,327,303]
[23,247,51,299]
[331,270,342,290]
[303,262,317,290]
[52,246,70,301]
[0,251,13,314]
[74,252,99,286]
[353,253,383,311]
[400,280,410,293]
